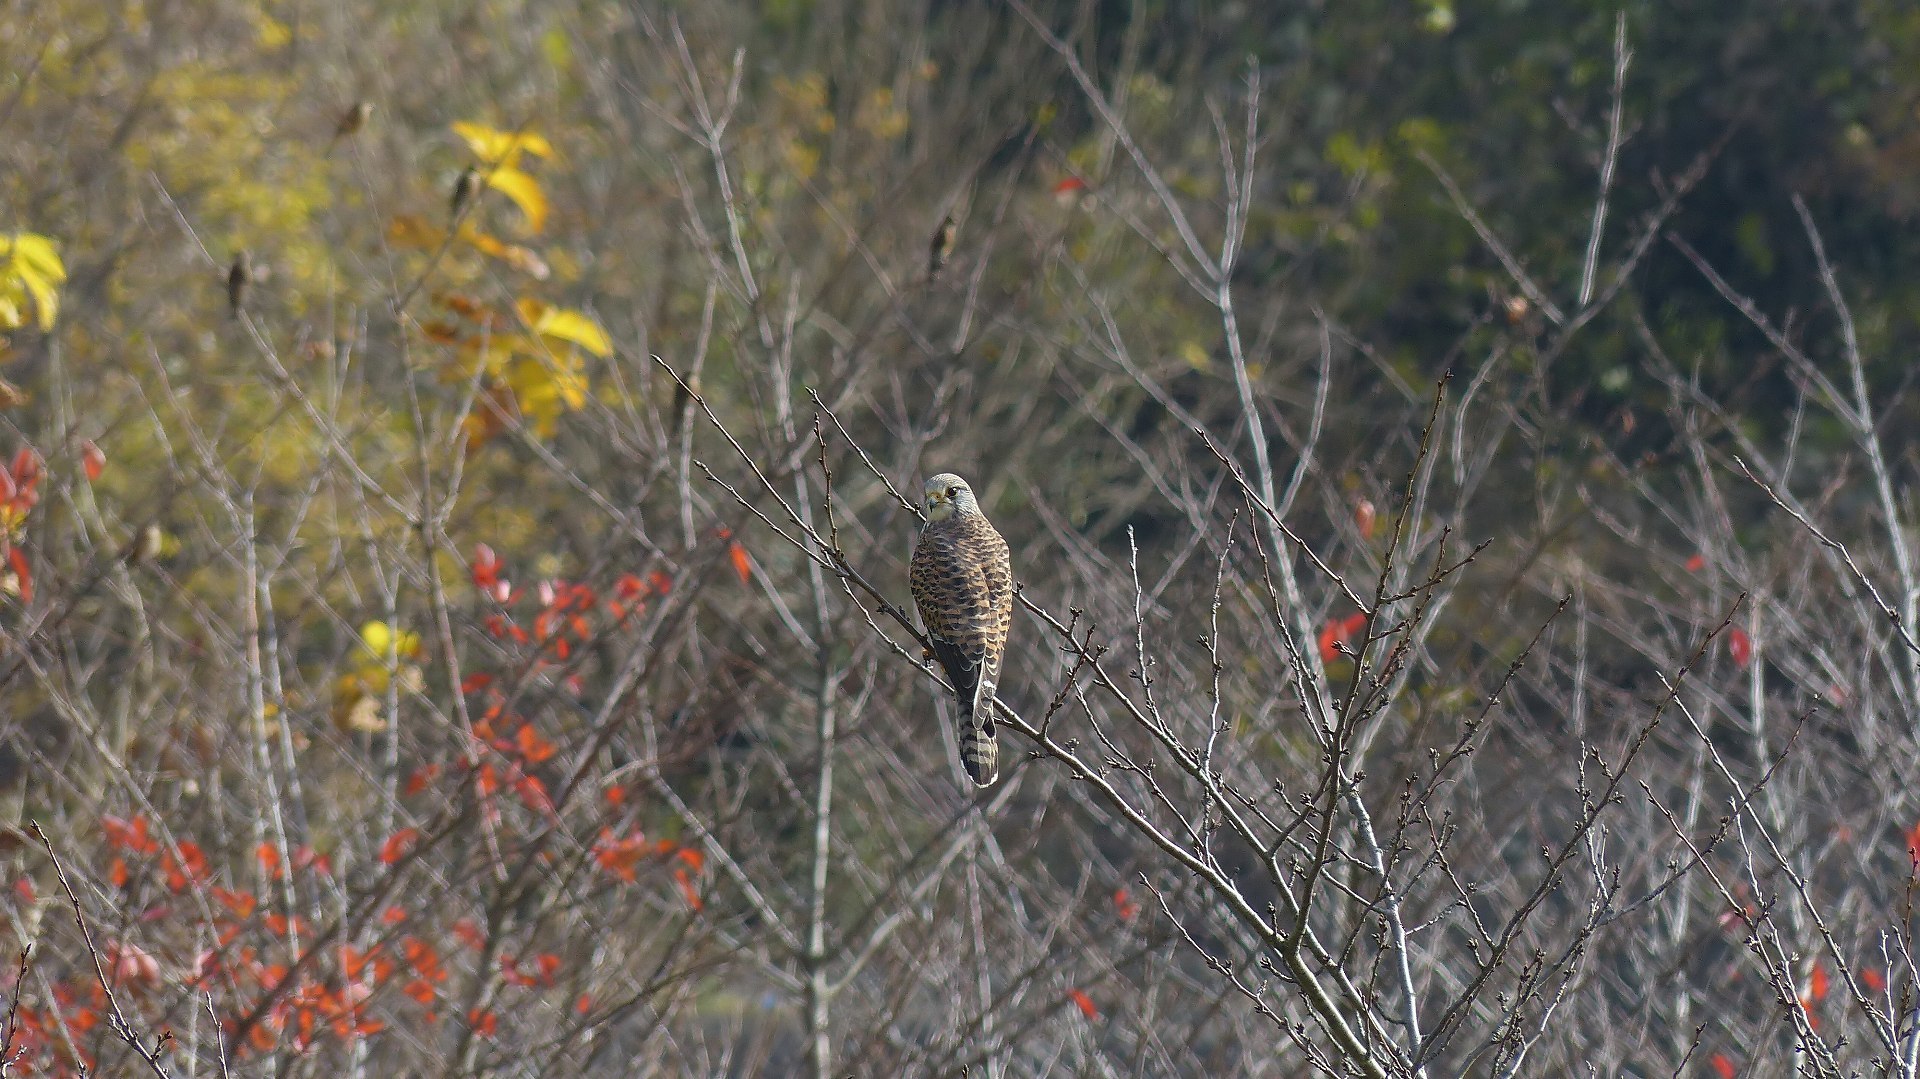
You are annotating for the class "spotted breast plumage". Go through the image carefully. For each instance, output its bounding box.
[910,473,1013,787]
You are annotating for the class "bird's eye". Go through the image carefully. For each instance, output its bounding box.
[947,486,959,497]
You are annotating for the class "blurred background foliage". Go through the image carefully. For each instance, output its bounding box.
[2,0,1918,1072]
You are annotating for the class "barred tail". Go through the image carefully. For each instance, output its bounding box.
[959,680,999,787]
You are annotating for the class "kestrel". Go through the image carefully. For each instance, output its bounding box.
[910,473,1013,787]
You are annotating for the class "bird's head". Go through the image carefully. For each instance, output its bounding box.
[923,473,979,520]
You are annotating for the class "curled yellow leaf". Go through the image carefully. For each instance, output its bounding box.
[451,122,553,167]
[481,166,548,233]
[518,299,611,357]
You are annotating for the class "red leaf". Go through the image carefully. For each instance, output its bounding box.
[1686,554,1706,573]
[212,887,258,919]
[163,841,207,891]
[1810,963,1829,1001]
[467,1009,497,1038]
[593,828,646,883]
[1354,499,1377,540]
[1317,612,1367,664]
[1112,888,1139,921]
[575,993,593,1015]
[1067,988,1099,1020]
[470,543,503,590]
[80,440,106,482]
[1711,1053,1736,1079]
[104,814,157,853]
[1864,968,1887,992]
[1728,627,1753,668]
[452,919,487,952]
[293,845,333,876]
[674,868,702,910]
[8,546,30,605]
[11,448,41,494]
[728,540,752,584]
[341,945,378,981]
[257,842,282,879]
[378,828,420,865]
[106,941,160,983]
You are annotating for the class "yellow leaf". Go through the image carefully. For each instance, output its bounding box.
[504,351,588,438]
[451,122,553,167]
[356,620,421,665]
[17,266,56,331]
[0,233,64,331]
[388,214,447,249]
[462,228,550,278]
[482,166,548,233]
[9,235,65,285]
[1179,341,1212,371]
[518,300,611,357]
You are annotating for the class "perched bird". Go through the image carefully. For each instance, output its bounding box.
[125,523,164,565]
[450,165,481,219]
[910,473,1013,787]
[927,212,958,281]
[329,101,373,147]
[226,251,252,319]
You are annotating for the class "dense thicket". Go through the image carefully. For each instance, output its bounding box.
[3,2,1919,1076]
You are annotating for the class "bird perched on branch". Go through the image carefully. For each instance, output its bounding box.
[450,165,481,219]
[329,101,373,148]
[226,251,252,319]
[927,211,958,281]
[910,473,1013,787]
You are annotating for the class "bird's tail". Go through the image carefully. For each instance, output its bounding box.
[959,680,999,787]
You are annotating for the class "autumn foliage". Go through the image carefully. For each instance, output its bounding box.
[5,1,1920,1076]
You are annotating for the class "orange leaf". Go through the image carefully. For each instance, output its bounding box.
[378,828,420,865]
[1711,1053,1736,1079]
[257,842,282,879]
[728,540,751,584]
[1810,963,1829,1001]
[514,723,557,764]
[1067,988,1099,1020]
[1865,968,1887,992]
[467,1008,497,1038]
[80,440,105,482]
